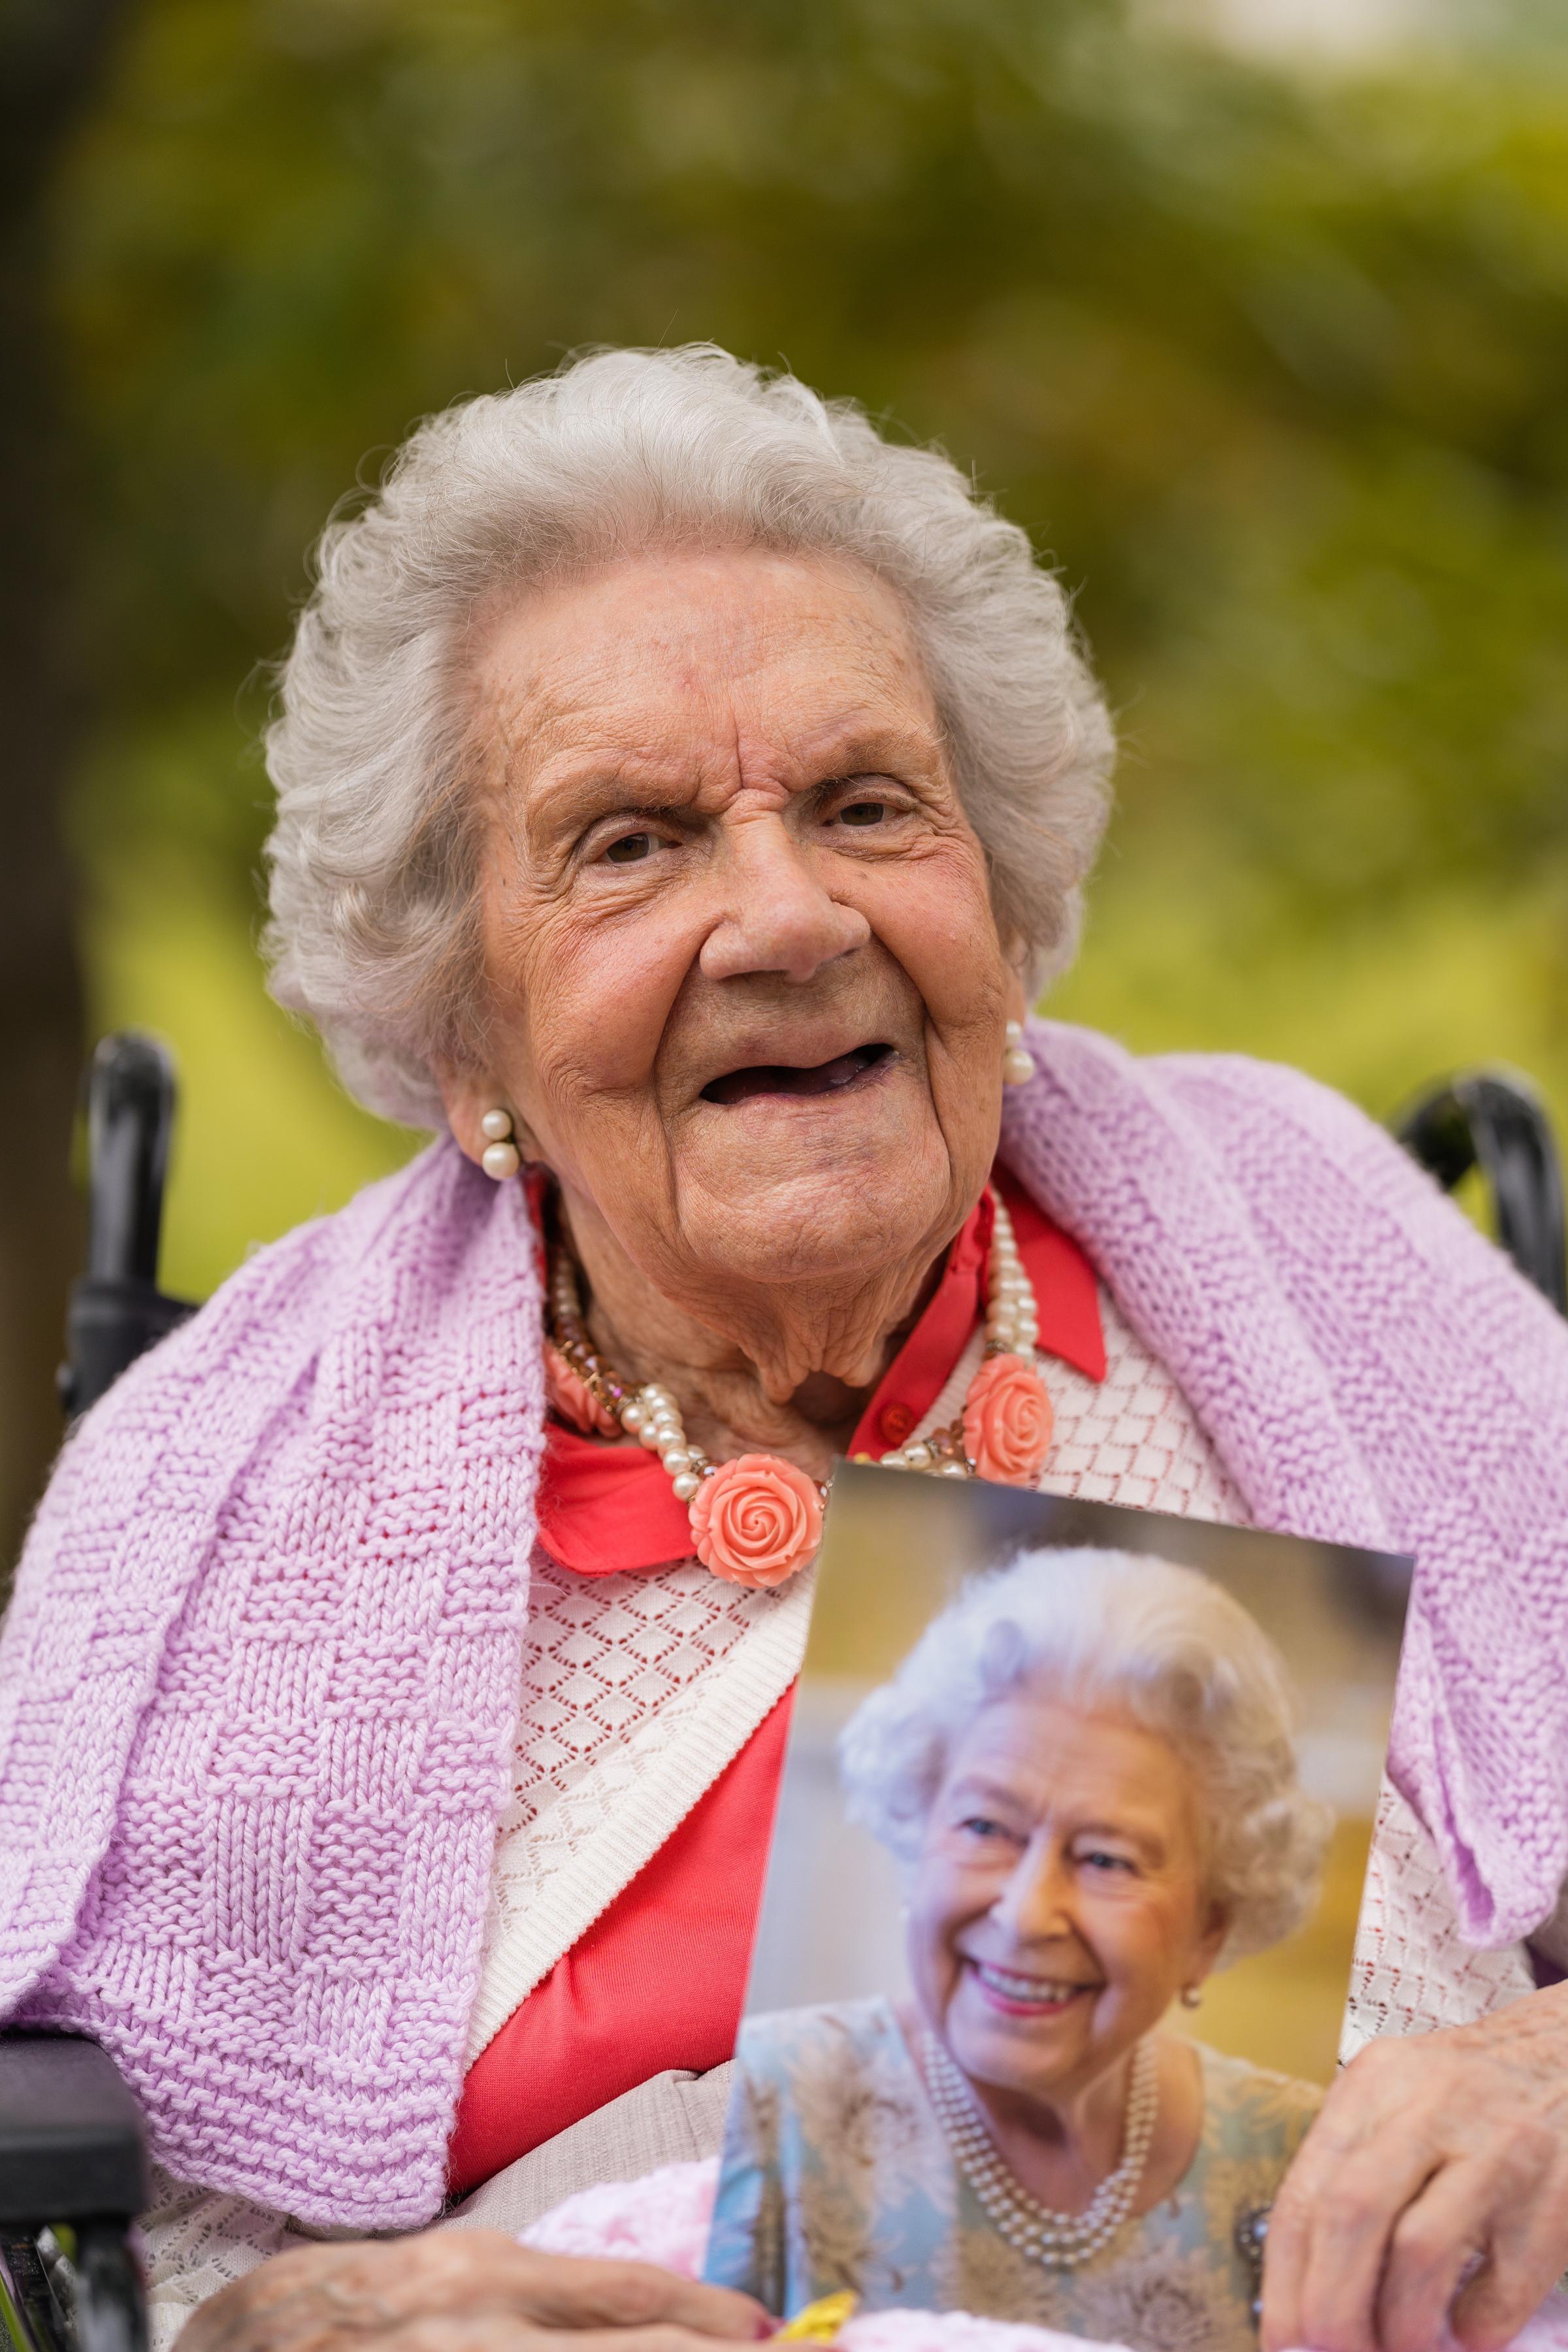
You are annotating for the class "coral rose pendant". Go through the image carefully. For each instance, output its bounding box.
[689,1454,825,1589]
[962,1352,1055,1487]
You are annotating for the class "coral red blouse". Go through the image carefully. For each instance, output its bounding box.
[446,1171,1105,2197]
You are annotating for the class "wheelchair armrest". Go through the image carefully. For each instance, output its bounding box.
[0,2034,148,2227]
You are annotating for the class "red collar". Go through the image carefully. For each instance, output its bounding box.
[534,1165,1105,1577]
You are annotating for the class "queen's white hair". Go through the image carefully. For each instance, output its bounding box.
[838,1547,1333,1963]
[262,344,1115,1125]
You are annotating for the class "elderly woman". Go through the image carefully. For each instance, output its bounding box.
[704,1548,1331,2349]
[1,344,1567,2352]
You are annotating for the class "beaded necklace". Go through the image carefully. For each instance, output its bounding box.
[922,2030,1161,2270]
[543,1187,1056,1588]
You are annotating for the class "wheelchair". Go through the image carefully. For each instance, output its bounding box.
[1,1030,1563,2352]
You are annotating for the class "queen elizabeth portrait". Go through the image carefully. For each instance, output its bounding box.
[704,1546,1335,2352]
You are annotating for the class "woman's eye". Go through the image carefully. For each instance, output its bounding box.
[603,832,657,864]
[1079,1848,1134,1875]
[836,800,888,827]
[958,1815,1007,1841]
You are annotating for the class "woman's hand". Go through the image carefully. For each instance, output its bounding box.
[176,2229,771,2351]
[1262,1989,1568,2352]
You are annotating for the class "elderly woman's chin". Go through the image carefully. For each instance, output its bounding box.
[678,1054,978,1286]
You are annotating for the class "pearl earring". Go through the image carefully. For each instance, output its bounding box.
[480,1106,520,1181]
[1179,1985,1202,2010]
[1002,1021,1035,1087]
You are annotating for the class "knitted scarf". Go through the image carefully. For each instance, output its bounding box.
[3,1022,1567,2229]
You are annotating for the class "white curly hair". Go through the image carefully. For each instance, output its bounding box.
[261,343,1115,1126]
[838,1546,1333,1963]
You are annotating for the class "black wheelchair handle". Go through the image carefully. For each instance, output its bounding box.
[58,1034,195,1423]
[1396,1068,1567,1317]
[82,1034,176,1285]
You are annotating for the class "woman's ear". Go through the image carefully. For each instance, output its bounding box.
[1192,1900,1232,1984]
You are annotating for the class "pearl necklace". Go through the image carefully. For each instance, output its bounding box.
[544,1188,1056,1588]
[921,2031,1160,2270]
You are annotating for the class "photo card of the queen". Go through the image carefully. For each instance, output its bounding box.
[701,1465,1414,2345]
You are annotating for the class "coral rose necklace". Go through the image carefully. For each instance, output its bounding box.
[544,1186,1055,1591]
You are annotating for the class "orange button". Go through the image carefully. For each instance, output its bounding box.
[879,1402,915,1445]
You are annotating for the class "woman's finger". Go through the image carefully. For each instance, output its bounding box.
[498,2254,768,2340]
[384,2327,768,2352]
[356,2323,570,2352]
[1372,2161,1493,2352]
[527,2333,776,2352]
[1258,2149,1318,2352]
[1449,2157,1568,2352]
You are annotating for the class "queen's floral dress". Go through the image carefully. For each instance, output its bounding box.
[702,1997,1322,2352]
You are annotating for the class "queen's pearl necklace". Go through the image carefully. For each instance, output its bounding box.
[546,1188,1043,1504]
[921,2031,1160,2269]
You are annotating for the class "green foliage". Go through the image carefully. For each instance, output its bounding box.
[50,0,1568,1293]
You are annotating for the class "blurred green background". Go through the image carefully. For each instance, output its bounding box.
[4,0,1567,1558]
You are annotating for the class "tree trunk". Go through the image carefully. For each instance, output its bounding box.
[0,0,130,1590]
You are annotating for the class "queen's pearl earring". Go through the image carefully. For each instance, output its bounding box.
[480,1106,520,1181]
[1003,1021,1035,1087]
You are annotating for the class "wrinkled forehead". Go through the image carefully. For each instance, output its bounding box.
[466,544,944,789]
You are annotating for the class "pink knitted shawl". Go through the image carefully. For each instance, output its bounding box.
[3,1022,1568,2229]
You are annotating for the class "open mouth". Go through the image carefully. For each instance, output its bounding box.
[700,1041,895,1106]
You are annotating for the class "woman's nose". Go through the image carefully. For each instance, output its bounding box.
[993,1845,1075,1942]
[698,817,870,985]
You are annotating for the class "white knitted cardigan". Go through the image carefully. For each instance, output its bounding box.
[140,1284,1537,2345]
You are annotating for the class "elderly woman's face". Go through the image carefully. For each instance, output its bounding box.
[907,1689,1228,2113]
[452,547,1017,1343]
